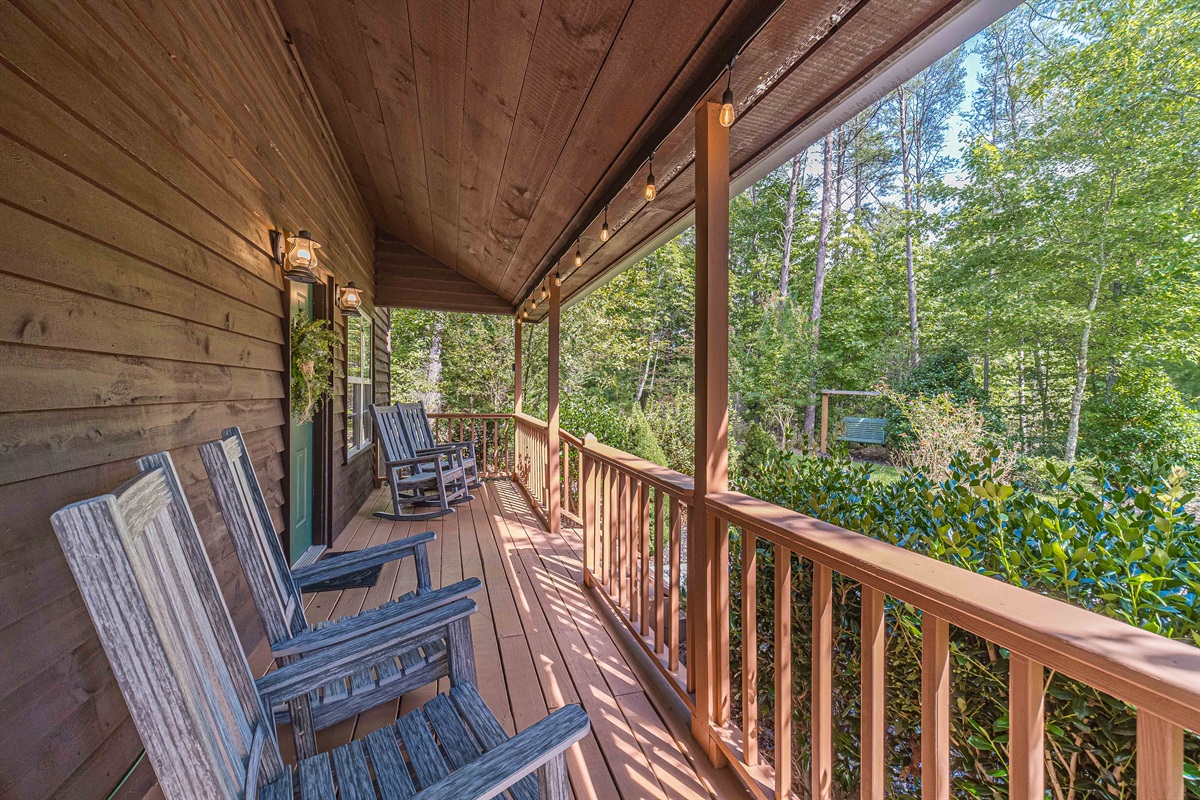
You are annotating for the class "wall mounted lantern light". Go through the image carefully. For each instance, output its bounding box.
[270,228,321,283]
[337,282,363,315]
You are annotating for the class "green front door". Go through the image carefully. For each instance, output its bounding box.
[289,283,314,563]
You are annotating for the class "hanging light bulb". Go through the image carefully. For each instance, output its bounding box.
[600,204,610,242]
[719,59,736,127]
[644,152,656,202]
[540,285,548,302]
[574,239,582,267]
[553,272,562,287]
[522,309,529,320]
[531,295,538,309]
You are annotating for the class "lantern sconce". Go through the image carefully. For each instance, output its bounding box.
[270,228,320,284]
[337,282,363,316]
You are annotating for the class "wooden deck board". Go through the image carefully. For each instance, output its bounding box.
[280,479,736,800]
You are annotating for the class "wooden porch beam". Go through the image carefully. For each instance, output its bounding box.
[692,100,730,764]
[546,278,561,534]
[514,317,523,414]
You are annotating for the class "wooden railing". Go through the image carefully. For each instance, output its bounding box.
[512,412,549,513]
[707,491,1200,800]
[426,413,514,478]
[580,439,696,705]
[427,409,1200,798]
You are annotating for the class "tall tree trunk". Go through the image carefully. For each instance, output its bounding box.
[1017,348,1028,450]
[779,154,804,298]
[1064,172,1118,462]
[803,132,835,444]
[636,343,654,406]
[897,85,920,364]
[1064,269,1104,462]
[423,313,444,410]
[1036,348,1050,449]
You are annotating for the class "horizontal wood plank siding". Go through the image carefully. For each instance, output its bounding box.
[0,0,377,797]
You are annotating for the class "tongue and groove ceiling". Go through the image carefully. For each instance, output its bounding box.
[275,0,1010,316]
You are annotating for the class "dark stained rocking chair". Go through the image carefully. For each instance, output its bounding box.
[371,403,473,522]
[397,401,482,489]
[198,428,482,757]
[50,452,589,800]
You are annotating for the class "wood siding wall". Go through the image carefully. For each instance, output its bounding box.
[0,1,381,797]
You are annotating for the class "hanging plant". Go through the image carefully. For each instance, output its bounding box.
[290,317,338,424]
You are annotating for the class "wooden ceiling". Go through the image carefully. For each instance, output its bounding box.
[276,0,1010,317]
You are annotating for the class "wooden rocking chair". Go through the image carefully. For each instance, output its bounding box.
[50,452,589,800]
[397,401,482,488]
[199,428,482,756]
[371,404,473,522]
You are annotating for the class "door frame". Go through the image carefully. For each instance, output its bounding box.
[282,280,335,563]
[311,277,335,549]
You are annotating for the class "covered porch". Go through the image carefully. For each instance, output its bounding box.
[3,0,1198,797]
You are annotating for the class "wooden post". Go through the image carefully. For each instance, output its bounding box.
[819,391,829,455]
[582,435,598,587]
[1009,654,1045,800]
[692,99,730,763]
[514,316,523,414]
[1137,711,1184,800]
[546,278,561,534]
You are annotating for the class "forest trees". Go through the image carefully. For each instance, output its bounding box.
[391,0,1200,480]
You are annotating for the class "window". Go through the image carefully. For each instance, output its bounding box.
[346,314,372,457]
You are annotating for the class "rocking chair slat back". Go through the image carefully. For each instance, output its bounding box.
[50,452,283,799]
[398,402,437,452]
[375,404,417,464]
[198,428,304,644]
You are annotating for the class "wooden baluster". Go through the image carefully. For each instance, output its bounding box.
[583,451,596,587]
[607,465,617,594]
[639,483,650,637]
[492,419,499,475]
[629,478,640,626]
[1009,654,1044,800]
[812,563,833,800]
[653,490,666,654]
[577,444,584,520]
[775,545,793,799]
[742,529,757,765]
[624,472,633,609]
[921,613,951,800]
[667,496,682,673]
[686,504,696,695]
[1137,711,1183,800]
[861,585,885,798]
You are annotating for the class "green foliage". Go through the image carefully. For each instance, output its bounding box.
[733,448,1200,798]
[290,317,338,424]
[1081,367,1200,480]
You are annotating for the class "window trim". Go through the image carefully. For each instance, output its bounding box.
[346,314,373,460]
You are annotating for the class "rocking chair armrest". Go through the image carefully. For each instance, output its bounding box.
[270,578,482,657]
[291,532,437,590]
[257,598,478,703]
[415,444,460,456]
[411,704,590,800]
[385,455,444,472]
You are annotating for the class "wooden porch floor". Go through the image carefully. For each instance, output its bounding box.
[282,478,744,800]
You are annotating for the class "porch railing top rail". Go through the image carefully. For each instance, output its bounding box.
[708,489,1200,733]
[513,412,548,430]
[580,438,694,500]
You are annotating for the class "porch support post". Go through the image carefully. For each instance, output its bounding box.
[546,278,561,533]
[692,99,730,764]
[514,316,523,413]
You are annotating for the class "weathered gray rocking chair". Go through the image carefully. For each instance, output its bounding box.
[397,401,482,489]
[199,428,481,756]
[371,404,473,522]
[51,452,589,800]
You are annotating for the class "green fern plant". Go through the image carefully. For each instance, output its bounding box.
[290,317,338,424]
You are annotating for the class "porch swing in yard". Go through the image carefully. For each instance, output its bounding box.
[818,388,887,455]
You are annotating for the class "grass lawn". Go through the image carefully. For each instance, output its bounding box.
[870,463,904,484]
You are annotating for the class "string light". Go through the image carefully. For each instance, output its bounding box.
[720,58,737,127]
[644,152,656,201]
[520,0,803,312]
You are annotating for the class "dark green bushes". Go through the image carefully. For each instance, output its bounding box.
[730,447,1199,798]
